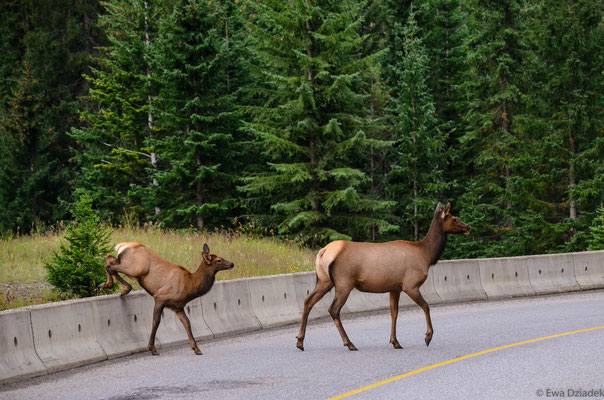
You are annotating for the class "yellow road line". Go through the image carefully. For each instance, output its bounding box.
[327,325,604,400]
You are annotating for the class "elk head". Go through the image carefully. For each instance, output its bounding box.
[201,243,235,273]
[437,202,470,236]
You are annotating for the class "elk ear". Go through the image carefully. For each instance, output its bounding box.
[202,244,212,264]
[434,202,443,218]
[444,202,451,216]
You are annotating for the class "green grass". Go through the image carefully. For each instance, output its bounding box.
[0,227,316,310]
[0,232,61,284]
[110,226,316,280]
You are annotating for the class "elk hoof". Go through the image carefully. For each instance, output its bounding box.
[120,288,131,296]
[297,344,304,351]
[194,348,202,355]
[425,335,432,347]
[346,343,358,351]
[391,341,403,349]
[149,346,159,355]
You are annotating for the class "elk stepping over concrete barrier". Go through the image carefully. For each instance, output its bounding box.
[100,243,234,355]
[296,202,470,351]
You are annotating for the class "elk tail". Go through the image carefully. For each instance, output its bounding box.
[315,246,336,284]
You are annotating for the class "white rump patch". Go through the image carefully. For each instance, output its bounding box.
[115,242,138,256]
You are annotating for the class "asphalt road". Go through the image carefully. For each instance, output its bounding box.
[1,290,603,400]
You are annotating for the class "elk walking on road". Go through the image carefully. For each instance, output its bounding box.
[296,202,470,351]
[101,243,234,355]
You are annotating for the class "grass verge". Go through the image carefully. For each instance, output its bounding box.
[0,227,315,310]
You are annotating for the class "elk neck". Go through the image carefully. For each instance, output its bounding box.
[191,266,217,297]
[419,217,448,266]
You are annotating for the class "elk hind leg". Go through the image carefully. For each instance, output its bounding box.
[99,254,117,289]
[100,254,132,296]
[100,268,115,290]
[148,300,166,355]
[296,278,334,351]
[329,286,356,351]
[112,272,132,296]
[174,308,202,355]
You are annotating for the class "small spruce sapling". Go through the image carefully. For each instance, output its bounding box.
[45,194,114,298]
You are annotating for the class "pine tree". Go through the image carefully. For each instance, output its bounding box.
[151,0,245,230]
[425,0,467,135]
[0,1,25,110]
[0,0,105,232]
[70,0,166,225]
[361,63,395,242]
[424,0,469,210]
[45,194,113,298]
[0,61,45,231]
[387,7,444,241]
[531,0,603,250]
[587,207,604,251]
[355,1,395,242]
[455,0,534,257]
[241,0,396,246]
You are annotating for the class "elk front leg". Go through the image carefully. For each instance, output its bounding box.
[148,301,166,355]
[389,291,403,349]
[404,288,433,346]
[174,308,202,355]
[329,286,356,351]
[296,279,333,351]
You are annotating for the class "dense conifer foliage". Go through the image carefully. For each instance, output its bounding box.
[0,0,602,257]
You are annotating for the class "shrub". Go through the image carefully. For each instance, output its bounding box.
[45,194,113,297]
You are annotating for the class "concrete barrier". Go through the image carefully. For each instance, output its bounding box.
[525,253,580,294]
[90,292,156,359]
[0,309,47,384]
[30,300,107,373]
[479,257,535,298]
[200,279,261,338]
[248,274,299,328]
[155,297,213,348]
[572,250,604,290]
[1,251,602,385]
[432,259,487,302]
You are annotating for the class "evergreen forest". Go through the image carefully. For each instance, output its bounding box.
[1,0,602,259]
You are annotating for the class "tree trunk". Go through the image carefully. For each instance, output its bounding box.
[144,1,160,216]
[196,155,205,230]
[413,178,418,241]
[306,19,319,213]
[502,102,512,215]
[568,50,577,222]
[569,132,577,221]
